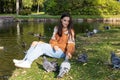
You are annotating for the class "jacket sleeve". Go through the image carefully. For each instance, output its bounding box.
[49,26,58,47]
[66,29,75,55]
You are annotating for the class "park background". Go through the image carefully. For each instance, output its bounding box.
[0,0,120,80]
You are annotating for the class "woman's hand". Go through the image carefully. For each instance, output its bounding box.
[67,53,72,59]
[53,46,59,51]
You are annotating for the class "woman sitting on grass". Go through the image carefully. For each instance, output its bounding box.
[13,12,75,68]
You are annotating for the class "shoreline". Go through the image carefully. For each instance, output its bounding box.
[0,16,120,24]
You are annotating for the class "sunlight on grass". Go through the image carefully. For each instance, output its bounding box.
[32,12,45,15]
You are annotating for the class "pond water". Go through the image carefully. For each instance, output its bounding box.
[0,21,120,79]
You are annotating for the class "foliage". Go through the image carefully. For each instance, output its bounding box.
[19,9,31,15]
[0,0,16,13]
[22,0,33,8]
[44,0,57,14]
[32,0,45,12]
[44,0,120,15]
[1,0,120,15]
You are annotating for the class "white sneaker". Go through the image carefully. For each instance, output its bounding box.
[15,61,31,68]
[13,59,24,64]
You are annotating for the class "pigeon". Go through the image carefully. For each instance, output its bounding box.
[21,42,27,49]
[85,29,94,37]
[50,61,59,72]
[77,53,88,63]
[104,26,111,30]
[111,52,120,69]
[57,56,71,78]
[42,56,58,72]
[93,28,98,34]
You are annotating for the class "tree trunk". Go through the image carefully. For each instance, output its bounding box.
[16,0,19,15]
[37,3,39,13]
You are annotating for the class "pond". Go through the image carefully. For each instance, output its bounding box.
[0,21,120,79]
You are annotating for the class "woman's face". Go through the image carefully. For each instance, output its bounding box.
[61,17,70,28]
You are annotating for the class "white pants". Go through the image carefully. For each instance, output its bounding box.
[23,43,65,64]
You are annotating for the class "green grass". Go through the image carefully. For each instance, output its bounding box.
[9,28,120,80]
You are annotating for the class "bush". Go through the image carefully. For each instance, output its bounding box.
[19,9,31,15]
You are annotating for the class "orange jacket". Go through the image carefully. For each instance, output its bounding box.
[49,27,75,55]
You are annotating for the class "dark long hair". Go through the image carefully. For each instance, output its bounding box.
[57,12,73,37]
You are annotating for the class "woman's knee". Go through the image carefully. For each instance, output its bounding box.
[39,41,44,44]
[31,41,39,46]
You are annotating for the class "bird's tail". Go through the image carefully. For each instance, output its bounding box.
[57,70,65,78]
[43,56,46,59]
[43,56,47,61]
[65,55,69,62]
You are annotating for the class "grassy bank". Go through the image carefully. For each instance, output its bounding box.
[14,14,120,19]
[1,13,120,19]
[9,27,120,80]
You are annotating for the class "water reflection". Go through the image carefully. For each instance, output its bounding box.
[0,21,120,79]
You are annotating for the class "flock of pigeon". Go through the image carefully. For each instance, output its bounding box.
[42,56,71,78]
[42,51,120,78]
[82,26,120,69]
[86,26,111,37]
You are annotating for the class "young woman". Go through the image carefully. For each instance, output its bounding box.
[13,13,75,68]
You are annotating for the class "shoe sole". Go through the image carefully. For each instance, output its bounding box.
[13,59,24,64]
[15,64,31,68]
[13,59,21,63]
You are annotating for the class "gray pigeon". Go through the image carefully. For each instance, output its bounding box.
[104,26,111,30]
[85,29,94,37]
[86,31,94,37]
[50,61,59,72]
[57,56,71,78]
[111,52,120,69]
[77,53,88,63]
[43,56,57,72]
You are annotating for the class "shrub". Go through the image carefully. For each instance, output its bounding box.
[19,9,31,15]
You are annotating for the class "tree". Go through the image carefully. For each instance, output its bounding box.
[22,0,33,8]
[37,0,44,13]
[32,0,44,13]
[16,0,19,15]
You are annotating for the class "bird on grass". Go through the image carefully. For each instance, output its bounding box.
[93,28,98,34]
[85,29,94,37]
[42,56,58,72]
[21,42,27,49]
[111,52,120,69]
[77,53,88,63]
[50,61,59,72]
[104,26,111,30]
[57,56,71,78]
